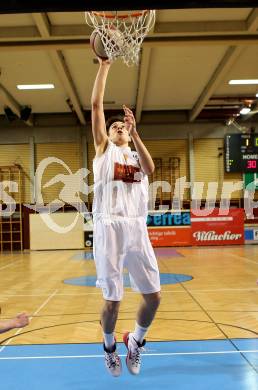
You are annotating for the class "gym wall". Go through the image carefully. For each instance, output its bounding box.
[0,121,256,204]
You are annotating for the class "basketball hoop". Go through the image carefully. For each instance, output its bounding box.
[85,10,156,66]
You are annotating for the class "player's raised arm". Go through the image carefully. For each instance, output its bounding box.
[91,59,110,156]
[123,105,155,175]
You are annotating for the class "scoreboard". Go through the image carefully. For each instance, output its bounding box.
[224,133,258,173]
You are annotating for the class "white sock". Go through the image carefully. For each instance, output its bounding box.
[132,323,148,344]
[103,332,115,349]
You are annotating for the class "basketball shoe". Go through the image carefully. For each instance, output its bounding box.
[103,341,122,377]
[123,332,146,375]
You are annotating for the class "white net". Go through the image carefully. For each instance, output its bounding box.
[85,10,156,66]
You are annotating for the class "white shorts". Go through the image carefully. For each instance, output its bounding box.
[93,216,160,301]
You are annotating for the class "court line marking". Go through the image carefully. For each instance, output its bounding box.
[0,260,23,271]
[0,288,257,297]
[0,349,258,360]
[0,289,59,353]
[229,253,258,266]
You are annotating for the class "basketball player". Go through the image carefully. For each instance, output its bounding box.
[0,312,29,334]
[91,58,161,377]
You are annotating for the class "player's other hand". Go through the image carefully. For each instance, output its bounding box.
[123,105,137,136]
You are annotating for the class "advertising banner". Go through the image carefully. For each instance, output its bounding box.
[191,208,244,246]
[245,226,258,244]
[82,209,245,248]
[147,211,192,247]
[148,227,192,247]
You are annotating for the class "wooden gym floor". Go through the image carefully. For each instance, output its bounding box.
[0,245,257,345]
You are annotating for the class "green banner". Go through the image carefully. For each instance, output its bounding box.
[244,173,258,190]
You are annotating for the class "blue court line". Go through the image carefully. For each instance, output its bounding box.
[71,252,94,260]
[0,339,257,390]
[71,249,184,261]
[63,273,193,287]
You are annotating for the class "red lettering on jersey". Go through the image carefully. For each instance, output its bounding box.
[114,162,141,183]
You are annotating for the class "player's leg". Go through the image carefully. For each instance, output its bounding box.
[93,219,124,376]
[101,299,120,347]
[123,218,161,375]
[135,291,161,332]
[100,299,122,377]
[97,278,124,377]
[123,292,160,375]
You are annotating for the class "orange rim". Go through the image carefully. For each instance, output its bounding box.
[89,10,149,19]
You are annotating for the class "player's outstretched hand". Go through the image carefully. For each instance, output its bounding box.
[12,312,30,328]
[0,312,29,334]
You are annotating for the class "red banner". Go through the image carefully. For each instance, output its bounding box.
[191,208,244,246]
[148,227,192,247]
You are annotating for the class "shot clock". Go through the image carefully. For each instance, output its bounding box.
[225,133,258,173]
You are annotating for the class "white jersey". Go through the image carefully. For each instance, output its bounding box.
[92,140,149,219]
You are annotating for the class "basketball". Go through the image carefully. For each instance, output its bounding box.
[108,27,124,49]
[90,30,108,60]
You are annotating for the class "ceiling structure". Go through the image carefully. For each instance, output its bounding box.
[1,0,258,13]
[0,7,258,127]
